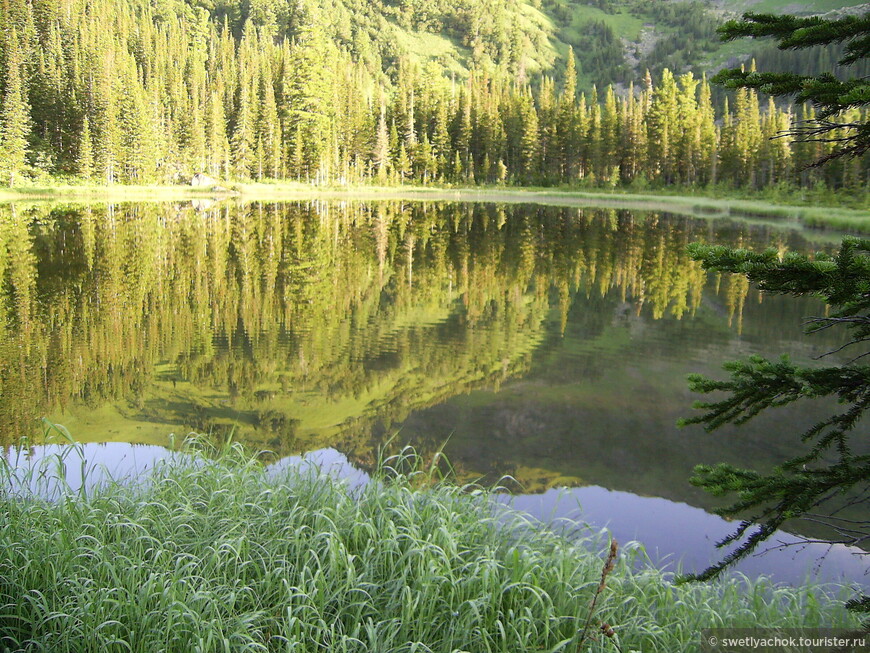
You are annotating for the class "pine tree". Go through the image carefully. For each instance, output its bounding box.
[396,142,411,182]
[231,68,256,179]
[697,75,718,185]
[206,90,229,179]
[587,86,601,183]
[455,87,473,179]
[256,65,282,179]
[718,97,740,185]
[432,99,451,180]
[280,19,333,180]
[92,52,121,184]
[600,85,619,184]
[416,133,434,183]
[733,73,763,187]
[646,69,679,184]
[621,82,647,184]
[452,150,463,182]
[558,71,579,182]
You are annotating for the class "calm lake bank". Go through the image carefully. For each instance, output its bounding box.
[0,182,867,233]
[0,442,863,652]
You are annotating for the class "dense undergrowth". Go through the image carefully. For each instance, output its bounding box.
[0,439,863,652]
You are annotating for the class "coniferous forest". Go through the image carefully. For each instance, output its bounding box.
[0,0,867,191]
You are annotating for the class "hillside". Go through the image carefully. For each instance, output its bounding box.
[542,0,870,87]
[164,0,870,90]
[281,0,870,88]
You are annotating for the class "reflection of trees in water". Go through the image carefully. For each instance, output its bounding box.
[0,201,826,449]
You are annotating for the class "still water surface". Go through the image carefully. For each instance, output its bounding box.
[0,200,866,586]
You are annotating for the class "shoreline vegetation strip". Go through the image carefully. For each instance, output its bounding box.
[0,182,867,233]
[0,440,863,652]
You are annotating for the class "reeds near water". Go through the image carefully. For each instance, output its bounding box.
[0,437,861,652]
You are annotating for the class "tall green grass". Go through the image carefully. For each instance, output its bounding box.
[0,439,862,652]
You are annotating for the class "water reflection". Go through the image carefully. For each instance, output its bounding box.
[0,199,862,581]
[0,200,836,455]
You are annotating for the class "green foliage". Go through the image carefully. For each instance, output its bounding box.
[0,30,30,186]
[713,11,870,165]
[680,239,870,584]
[0,440,860,650]
[0,0,867,190]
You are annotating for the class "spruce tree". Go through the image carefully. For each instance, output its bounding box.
[0,29,31,187]
[681,239,870,613]
[77,115,95,180]
[519,93,539,182]
[713,11,870,165]
[372,108,391,179]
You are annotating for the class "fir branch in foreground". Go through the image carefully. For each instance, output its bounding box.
[679,239,870,585]
[713,11,870,165]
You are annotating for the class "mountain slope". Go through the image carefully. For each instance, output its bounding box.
[305,0,870,88]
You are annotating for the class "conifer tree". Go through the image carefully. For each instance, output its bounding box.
[681,240,870,610]
[519,93,539,182]
[733,78,763,187]
[600,85,619,183]
[396,143,411,182]
[77,115,95,180]
[558,55,580,182]
[92,52,121,184]
[455,87,473,179]
[231,69,256,179]
[0,29,31,186]
[620,82,643,183]
[674,73,700,184]
[587,86,602,182]
[372,108,391,179]
[718,97,740,185]
[697,75,718,185]
[281,19,333,180]
[256,65,282,179]
[422,133,438,183]
[647,70,679,184]
[432,100,451,179]
[206,90,230,179]
[713,11,870,165]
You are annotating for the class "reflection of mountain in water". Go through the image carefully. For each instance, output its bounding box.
[0,201,843,502]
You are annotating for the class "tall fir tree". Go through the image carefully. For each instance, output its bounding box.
[714,11,870,165]
[0,29,31,186]
[77,115,94,180]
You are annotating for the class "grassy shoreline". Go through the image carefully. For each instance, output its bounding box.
[0,443,863,652]
[0,181,867,233]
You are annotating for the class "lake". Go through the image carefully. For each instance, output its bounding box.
[1,199,866,587]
